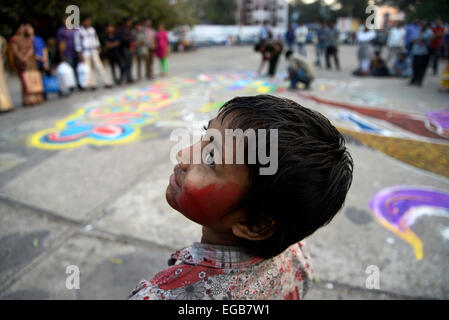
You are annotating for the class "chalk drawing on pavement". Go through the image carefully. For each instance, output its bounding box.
[28,73,281,150]
[370,186,449,260]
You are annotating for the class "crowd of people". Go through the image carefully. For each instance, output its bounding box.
[2,16,449,113]
[354,18,448,90]
[254,18,449,93]
[254,19,341,91]
[0,15,170,111]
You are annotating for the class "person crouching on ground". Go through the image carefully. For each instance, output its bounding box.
[285,50,315,90]
[129,95,353,300]
[254,40,283,77]
[370,50,390,77]
[391,51,412,78]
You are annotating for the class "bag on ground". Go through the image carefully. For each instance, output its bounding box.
[76,62,89,89]
[22,70,44,94]
[56,62,76,93]
[42,75,60,94]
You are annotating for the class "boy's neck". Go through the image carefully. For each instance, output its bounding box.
[201,226,240,247]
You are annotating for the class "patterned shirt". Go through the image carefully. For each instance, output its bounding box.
[128,241,313,300]
[74,26,100,56]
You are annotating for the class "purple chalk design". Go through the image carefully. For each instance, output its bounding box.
[426,109,449,138]
[370,186,449,260]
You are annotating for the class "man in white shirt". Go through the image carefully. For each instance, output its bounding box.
[356,27,376,75]
[295,22,308,56]
[75,15,112,89]
[386,22,406,66]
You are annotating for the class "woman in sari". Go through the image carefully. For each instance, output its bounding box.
[0,35,13,112]
[10,24,43,106]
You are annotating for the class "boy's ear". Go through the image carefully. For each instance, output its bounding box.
[231,220,275,241]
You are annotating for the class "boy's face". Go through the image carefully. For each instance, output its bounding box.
[166,117,250,230]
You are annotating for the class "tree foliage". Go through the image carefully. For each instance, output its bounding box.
[388,0,449,22]
[290,0,449,25]
[192,0,236,25]
[290,0,370,23]
[0,0,197,38]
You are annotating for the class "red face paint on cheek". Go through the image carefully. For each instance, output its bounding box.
[177,181,243,225]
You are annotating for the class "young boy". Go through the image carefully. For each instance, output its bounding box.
[129,95,353,300]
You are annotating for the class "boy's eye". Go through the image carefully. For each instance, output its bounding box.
[205,150,215,168]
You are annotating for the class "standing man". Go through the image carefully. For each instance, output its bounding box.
[254,39,283,77]
[429,19,445,75]
[295,21,308,56]
[102,24,123,85]
[356,26,376,76]
[285,24,295,51]
[315,20,327,67]
[74,15,112,90]
[386,21,406,66]
[405,18,421,54]
[31,26,50,77]
[117,18,134,84]
[324,21,340,70]
[259,21,272,42]
[410,23,434,86]
[133,21,148,81]
[144,19,156,79]
[57,16,79,87]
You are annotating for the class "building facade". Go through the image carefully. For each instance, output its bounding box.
[236,0,289,28]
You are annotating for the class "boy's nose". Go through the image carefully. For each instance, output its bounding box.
[177,145,191,171]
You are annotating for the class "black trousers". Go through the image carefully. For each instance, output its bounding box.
[325,45,340,70]
[107,54,123,85]
[428,47,441,75]
[268,53,281,77]
[121,48,133,83]
[411,54,430,85]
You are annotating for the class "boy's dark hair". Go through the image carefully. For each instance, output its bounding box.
[217,95,353,258]
[285,50,293,59]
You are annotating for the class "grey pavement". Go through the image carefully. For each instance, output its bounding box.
[0,45,448,299]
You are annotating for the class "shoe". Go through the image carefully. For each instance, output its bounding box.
[304,81,311,90]
[105,84,113,89]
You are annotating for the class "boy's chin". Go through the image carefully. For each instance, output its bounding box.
[165,185,179,211]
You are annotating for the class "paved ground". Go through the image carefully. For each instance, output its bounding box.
[0,44,448,300]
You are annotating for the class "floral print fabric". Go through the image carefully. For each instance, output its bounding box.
[128,241,313,300]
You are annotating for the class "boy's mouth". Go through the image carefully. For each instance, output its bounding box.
[169,165,183,193]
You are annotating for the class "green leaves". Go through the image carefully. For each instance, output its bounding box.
[0,0,197,38]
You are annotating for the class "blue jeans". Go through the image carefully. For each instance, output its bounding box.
[289,68,311,88]
[315,42,326,66]
[297,42,307,56]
